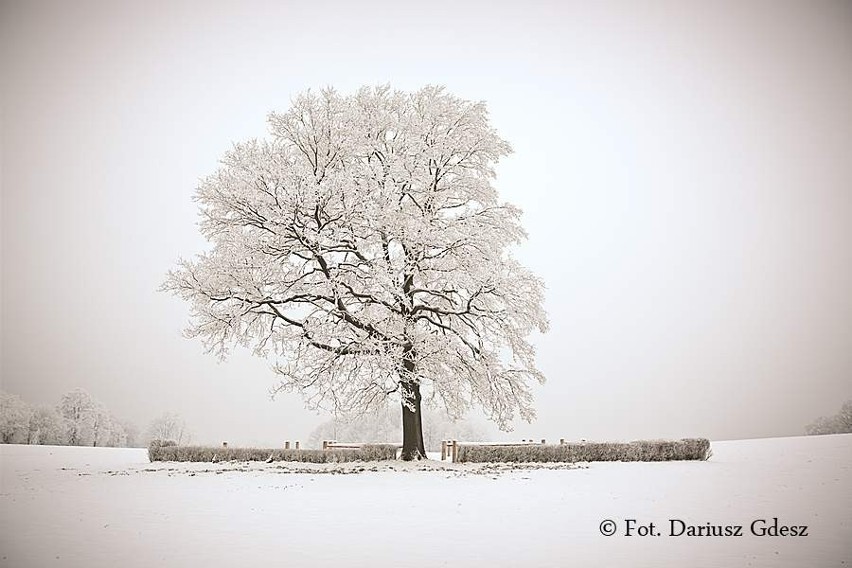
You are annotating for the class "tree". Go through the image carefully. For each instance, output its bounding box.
[164,86,548,460]
[90,405,111,447]
[146,412,190,445]
[57,389,98,446]
[806,399,852,435]
[102,414,129,447]
[27,406,67,445]
[839,400,852,431]
[1,390,32,444]
[119,419,141,448]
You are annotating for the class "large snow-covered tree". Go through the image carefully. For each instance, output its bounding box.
[56,390,129,447]
[164,86,548,459]
[27,406,67,445]
[57,389,97,446]
[1,391,32,444]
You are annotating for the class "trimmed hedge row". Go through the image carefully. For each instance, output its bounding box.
[456,438,711,463]
[147,442,398,463]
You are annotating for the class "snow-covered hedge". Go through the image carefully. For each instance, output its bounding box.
[456,438,711,463]
[147,439,177,461]
[148,443,398,463]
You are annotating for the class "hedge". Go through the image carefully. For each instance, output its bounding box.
[148,443,398,463]
[455,438,711,463]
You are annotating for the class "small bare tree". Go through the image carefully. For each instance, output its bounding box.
[164,86,548,459]
[147,412,189,445]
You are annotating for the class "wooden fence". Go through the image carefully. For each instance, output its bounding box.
[322,440,402,451]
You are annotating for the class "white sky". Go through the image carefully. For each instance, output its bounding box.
[2,0,851,446]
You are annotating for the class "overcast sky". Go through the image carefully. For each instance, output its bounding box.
[2,0,851,446]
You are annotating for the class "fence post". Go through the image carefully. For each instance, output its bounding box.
[322,440,328,450]
[541,439,546,445]
[295,441,300,450]
[441,440,447,461]
[451,440,458,463]
[285,441,290,450]
[222,441,228,448]
[560,438,565,445]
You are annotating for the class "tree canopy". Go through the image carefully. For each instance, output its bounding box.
[164,85,548,458]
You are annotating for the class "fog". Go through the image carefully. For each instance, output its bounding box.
[2,0,851,446]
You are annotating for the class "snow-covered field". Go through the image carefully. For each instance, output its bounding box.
[1,435,849,567]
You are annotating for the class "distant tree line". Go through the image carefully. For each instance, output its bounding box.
[805,399,852,436]
[0,389,193,448]
[1,388,139,447]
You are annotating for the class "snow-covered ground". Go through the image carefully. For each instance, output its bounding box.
[1,435,849,567]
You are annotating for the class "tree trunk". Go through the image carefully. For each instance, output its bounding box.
[400,380,427,461]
